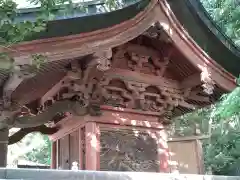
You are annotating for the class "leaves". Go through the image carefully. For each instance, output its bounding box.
[201,0,240,46]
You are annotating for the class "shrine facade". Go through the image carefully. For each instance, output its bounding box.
[1,0,239,174]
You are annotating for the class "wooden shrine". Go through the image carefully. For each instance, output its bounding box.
[0,0,238,174]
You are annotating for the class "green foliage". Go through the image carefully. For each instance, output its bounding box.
[24,135,51,165]
[201,0,240,46]
[173,105,240,175]
[0,0,46,45]
[0,0,48,69]
[8,131,51,166]
[209,75,240,119]
[204,114,240,175]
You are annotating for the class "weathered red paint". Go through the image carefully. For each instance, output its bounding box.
[51,141,57,169]
[156,130,169,173]
[85,122,100,170]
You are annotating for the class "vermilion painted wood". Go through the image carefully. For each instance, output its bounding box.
[6,0,235,92]
[0,129,8,167]
[49,107,163,141]
[51,141,57,169]
[85,122,100,170]
[158,0,236,91]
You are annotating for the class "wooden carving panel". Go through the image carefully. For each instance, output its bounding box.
[100,129,159,172]
[111,44,169,77]
[36,41,207,120]
[91,76,192,115]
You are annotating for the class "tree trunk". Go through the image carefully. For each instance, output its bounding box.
[0,128,9,167]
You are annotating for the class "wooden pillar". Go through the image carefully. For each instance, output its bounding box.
[156,129,169,173]
[79,128,83,170]
[51,141,57,169]
[0,128,9,167]
[85,122,100,170]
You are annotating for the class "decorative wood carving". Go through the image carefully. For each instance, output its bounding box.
[111,44,169,77]
[144,23,173,43]
[1,36,217,131]
[93,49,112,71]
[2,65,36,109]
[93,76,195,115]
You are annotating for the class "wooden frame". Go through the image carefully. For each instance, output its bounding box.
[99,123,168,172]
[51,141,57,169]
[167,136,206,174]
[49,107,169,172]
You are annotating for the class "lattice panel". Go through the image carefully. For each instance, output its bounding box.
[100,129,159,172]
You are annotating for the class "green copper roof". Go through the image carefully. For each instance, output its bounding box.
[23,0,149,41]
[168,0,240,77]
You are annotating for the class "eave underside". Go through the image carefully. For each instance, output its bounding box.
[8,30,227,126]
[0,0,235,144]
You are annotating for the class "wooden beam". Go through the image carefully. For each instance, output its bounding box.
[187,91,210,103]
[0,128,9,167]
[180,73,201,89]
[78,128,83,170]
[3,73,24,109]
[126,43,161,58]
[6,100,88,129]
[156,130,169,173]
[8,125,58,145]
[51,141,57,169]
[8,0,158,66]
[168,135,210,142]
[85,122,100,170]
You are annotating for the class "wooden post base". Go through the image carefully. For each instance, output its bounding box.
[0,128,9,167]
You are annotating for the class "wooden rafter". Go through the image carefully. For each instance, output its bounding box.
[187,91,210,103]
[180,73,201,89]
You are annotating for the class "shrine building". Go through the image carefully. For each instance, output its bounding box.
[1,0,240,174]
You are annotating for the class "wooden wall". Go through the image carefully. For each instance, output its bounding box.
[54,130,80,170]
[50,110,203,173]
[168,137,204,174]
[52,127,204,173]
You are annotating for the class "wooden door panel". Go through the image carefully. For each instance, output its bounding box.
[69,130,79,168]
[59,135,70,170]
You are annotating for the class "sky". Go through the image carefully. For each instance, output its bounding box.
[14,0,92,9]
[15,0,33,8]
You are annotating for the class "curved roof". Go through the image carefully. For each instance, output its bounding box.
[1,0,239,130]
[4,0,238,93]
[18,0,150,41]
[167,0,240,78]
